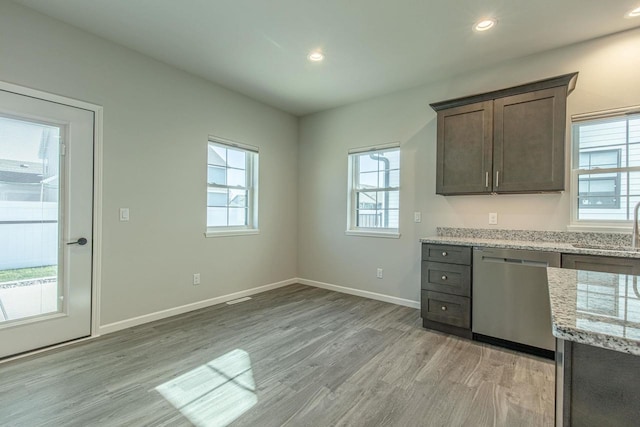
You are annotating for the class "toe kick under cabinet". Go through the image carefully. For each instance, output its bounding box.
[421,243,472,339]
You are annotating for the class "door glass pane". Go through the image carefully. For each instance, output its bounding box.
[0,116,60,323]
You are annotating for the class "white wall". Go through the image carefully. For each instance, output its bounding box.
[298,28,640,303]
[0,1,298,325]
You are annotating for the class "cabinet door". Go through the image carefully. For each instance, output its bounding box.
[493,86,566,193]
[436,101,493,195]
[561,254,640,275]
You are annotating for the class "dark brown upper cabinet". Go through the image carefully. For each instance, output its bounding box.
[430,73,578,195]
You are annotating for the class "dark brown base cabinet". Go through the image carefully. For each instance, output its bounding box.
[421,244,472,339]
[558,254,640,426]
[556,340,640,427]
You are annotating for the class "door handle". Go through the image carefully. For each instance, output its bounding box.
[67,237,88,246]
[496,171,500,188]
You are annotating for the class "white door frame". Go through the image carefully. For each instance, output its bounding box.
[0,80,103,341]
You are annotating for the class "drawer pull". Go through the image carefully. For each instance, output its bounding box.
[441,251,448,257]
[441,306,447,311]
[441,275,447,280]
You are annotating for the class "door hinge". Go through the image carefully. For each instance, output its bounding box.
[61,143,66,156]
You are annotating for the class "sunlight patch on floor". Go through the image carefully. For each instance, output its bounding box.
[156,349,257,427]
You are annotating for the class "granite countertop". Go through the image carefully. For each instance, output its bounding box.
[547,267,640,356]
[420,227,640,259]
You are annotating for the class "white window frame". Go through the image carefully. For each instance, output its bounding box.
[346,142,401,238]
[569,106,640,232]
[205,136,259,237]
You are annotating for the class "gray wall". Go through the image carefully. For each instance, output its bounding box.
[3,0,640,326]
[298,28,640,303]
[0,1,298,325]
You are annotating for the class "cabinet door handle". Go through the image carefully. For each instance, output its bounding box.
[485,171,489,188]
[441,251,448,257]
[441,275,448,280]
[496,171,500,188]
[441,306,447,311]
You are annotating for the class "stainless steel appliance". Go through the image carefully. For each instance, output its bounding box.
[472,247,560,353]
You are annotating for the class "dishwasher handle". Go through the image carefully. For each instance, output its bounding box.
[481,256,549,268]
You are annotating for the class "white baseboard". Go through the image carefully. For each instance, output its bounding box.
[99,278,298,335]
[297,278,420,309]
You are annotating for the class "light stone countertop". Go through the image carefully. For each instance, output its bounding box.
[419,235,640,259]
[547,267,640,356]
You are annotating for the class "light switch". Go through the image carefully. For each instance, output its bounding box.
[489,212,498,225]
[119,208,130,222]
[414,212,422,223]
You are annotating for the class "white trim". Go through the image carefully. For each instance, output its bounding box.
[572,105,640,122]
[0,80,102,112]
[348,141,400,155]
[207,141,259,231]
[346,145,401,234]
[204,228,260,237]
[205,229,260,238]
[575,166,640,175]
[92,107,104,337]
[298,278,420,309]
[345,230,401,239]
[208,135,259,153]
[98,278,297,335]
[569,113,639,229]
[0,336,95,365]
[0,80,104,341]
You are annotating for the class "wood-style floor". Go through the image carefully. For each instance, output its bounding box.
[0,284,554,426]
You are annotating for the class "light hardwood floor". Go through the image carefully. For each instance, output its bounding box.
[0,284,554,426]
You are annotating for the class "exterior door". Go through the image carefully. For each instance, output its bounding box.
[0,88,93,358]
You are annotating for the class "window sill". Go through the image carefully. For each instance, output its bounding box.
[345,229,400,239]
[205,229,260,238]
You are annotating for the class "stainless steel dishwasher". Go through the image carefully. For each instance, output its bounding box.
[472,247,560,353]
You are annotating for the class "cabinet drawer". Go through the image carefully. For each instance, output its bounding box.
[421,262,471,297]
[561,254,640,275]
[421,291,470,329]
[422,244,471,265]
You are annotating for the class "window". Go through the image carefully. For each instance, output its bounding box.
[578,149,621,209]
[347,144,400,237]
[572,108,640,224]
[206,138,258,236]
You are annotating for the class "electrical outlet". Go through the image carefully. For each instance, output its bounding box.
[119,208,130,222]
[376,268,383,279]
[489,212,498,225]
[193,273,200,285]
[414,212,422,223]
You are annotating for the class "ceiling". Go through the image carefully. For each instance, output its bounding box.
[11,0,640,116]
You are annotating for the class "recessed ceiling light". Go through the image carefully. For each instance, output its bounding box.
[627,6,640,17]
[474,18,497,32]
[308,51,324,62]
